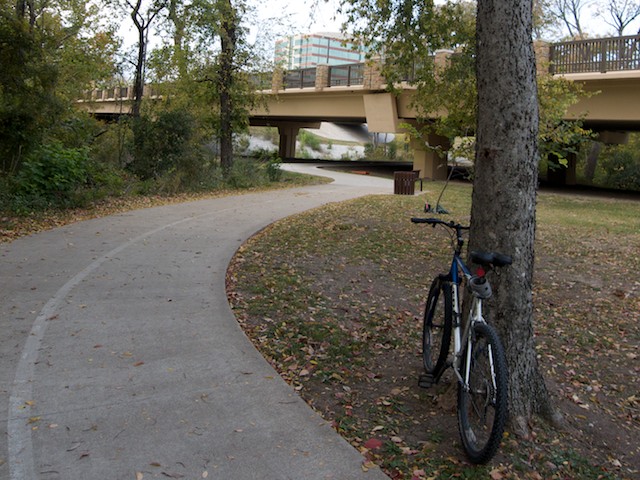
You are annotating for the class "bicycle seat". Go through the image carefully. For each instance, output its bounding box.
[470,251,512,268]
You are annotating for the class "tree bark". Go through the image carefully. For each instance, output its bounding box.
[471,0,557,436]
[584,140,602,183]
[131,0,145,118]
[168,0,187,78]
[218,0,237,176]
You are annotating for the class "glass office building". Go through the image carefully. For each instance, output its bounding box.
[275,32,367,69]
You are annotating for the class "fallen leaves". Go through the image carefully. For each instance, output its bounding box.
[228,187,640,479]
[363,438,384,450]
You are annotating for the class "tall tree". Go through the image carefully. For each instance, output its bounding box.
[549,0,589,38]
[532,0,562,39]
[167,0,189,78]
[470,0,558,435]
[125,0,167,117]
[145,0,262,177]
[188,0,259,175]
[593,0,640,35]
[216,0,238,174]
[336,0,586,434]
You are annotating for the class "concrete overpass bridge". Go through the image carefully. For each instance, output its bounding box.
[80,35,640,182]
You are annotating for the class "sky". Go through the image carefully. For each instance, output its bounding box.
[118,0,640,56]
[253,0,345,35]
[250,0,640,39]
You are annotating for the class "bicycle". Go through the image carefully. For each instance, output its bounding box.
[411,217,511,464]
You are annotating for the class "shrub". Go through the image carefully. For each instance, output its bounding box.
[596,149,640,191]
[589,133,640,191]
[225,159,264,189]
[129,109,203,181]
[265,156,283,182]
[299,130,322,152]
[12,142,91,208]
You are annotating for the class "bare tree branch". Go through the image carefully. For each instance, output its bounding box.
[593,0,640,35]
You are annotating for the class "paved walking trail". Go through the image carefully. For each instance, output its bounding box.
[1,166,393,479]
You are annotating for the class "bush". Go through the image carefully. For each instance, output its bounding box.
[90,118,134,169]
[298,130,322,152]
[12,143,91,208]
[265,156,283,182]
[129,109,203,181]
[595,149,640,191]
[590,133,640,191]
[224,159,264,189]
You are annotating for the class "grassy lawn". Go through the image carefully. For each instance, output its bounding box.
[227,181,640,480]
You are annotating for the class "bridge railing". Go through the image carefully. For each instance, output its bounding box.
[549,35,640,74]
[328,63,365,86]
[79,36,640,105]
[284,67,317,89]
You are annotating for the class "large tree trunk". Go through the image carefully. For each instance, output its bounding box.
[584,140,602,183]
[218,0,236,176]
[168,0,187,78]
[131,0,145,119]
[470,0,557,436]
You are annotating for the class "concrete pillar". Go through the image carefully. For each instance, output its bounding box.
[363,57,385,89]
[410,133,451,181]
[277,125,300,159]
[272,67,284,93]
[534,41,550,75]
[316,64,330,90]
[547,152,577,186]
[434,50,453,79]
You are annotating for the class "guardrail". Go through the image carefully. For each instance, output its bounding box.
[82,36,640,103]
[549,35,640,74]
[284,67,317,88]
[328,63,364,86]
[281,63,366,89]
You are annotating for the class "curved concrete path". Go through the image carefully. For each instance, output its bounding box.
[1,166,392,480]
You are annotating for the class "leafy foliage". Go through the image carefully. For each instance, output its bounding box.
[129,108,205,181]
[342,0,477,140]
[593,133,640,191]
[537,74,594,171]
[11,143,90,210]
[339,0,592,165]
[0,0,118,172]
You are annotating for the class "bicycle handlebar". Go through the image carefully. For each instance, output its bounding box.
[412,217,513,267]
[411,217,470,230]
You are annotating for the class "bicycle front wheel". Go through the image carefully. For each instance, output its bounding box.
[457,322,508,464]
[422,277,452,376]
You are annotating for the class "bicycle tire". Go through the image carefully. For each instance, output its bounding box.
[457,322,508,464]
[422,277,452,376]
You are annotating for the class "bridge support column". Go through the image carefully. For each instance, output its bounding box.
[547,152,577,185]
[277,125,300,160]
[411,133,450,181]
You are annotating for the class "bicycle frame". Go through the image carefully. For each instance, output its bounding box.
[448,253,478,385]
[449,254,500,398]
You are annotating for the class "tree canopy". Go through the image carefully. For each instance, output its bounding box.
[0,0,118,173]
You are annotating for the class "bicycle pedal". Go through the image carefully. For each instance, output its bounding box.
[418,374,436,389]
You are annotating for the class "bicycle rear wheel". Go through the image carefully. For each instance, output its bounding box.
[422,277,452,376]
[457,322,508,464]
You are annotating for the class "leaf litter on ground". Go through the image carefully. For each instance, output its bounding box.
[227,182,640,480]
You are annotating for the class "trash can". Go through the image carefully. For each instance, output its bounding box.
[394,171,416,195]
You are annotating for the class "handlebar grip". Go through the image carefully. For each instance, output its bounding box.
[411,217,440,224]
